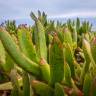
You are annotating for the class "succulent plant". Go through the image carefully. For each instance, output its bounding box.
[0,11,96,96]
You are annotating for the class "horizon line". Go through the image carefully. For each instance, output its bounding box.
[0,11,96,21]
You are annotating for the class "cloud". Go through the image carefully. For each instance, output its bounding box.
[0,0,96,21]
[48,11,96,18]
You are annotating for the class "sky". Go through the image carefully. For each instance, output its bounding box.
[0,0,96,22]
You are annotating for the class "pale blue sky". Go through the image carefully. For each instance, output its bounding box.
[0,0,96,20]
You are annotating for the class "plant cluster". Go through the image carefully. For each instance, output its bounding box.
[0,11,96,96]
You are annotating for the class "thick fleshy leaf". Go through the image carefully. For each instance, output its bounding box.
[23,71,30,96]
[76,18,80,33]
[32,80,53,96]
[64,28,73,46]
[0,41,14,72]
[64,63,72,87]
[10,69,21,96]
[5,53,14,72]
[72,29,77,46]
[49,35,64,86]
[0,78,22,90]
[0,40,6,68]
[57,31,64,43]
[18,27,39,63]
[91,37,96,64]
[64,43,75,78]
[83,73,92,96]
[39,58,50,83]
[0,28,40,76]
[54,83,65,96]
[30,12,47,60]
[90,77,96,96]
[80,39,91,85]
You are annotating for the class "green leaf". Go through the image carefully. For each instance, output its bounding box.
[0,78,22,90]
[23,71,30,96]
[18,27,39,63]
[64,28,73,45]
[76,18,80,33]
[37,20,47,60]
[72,29,77,46]
[80,39,91,85]
[5,53,14,72]
[39,58,50,83]
[32,80,53,96]
[91,37,96,64]
[0,40,14,72]
[90,77,96,96]
[57,31,64,43]
[54,83,65,96]
[30,12,37,21]
[0,28,40,76]
[10,69,21,96]
[31,13,47,60]
[49,35,64,86]
[64,43,75,78]
[64,63,72,87]
[0,40,6,68]
[83,73,92,96]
